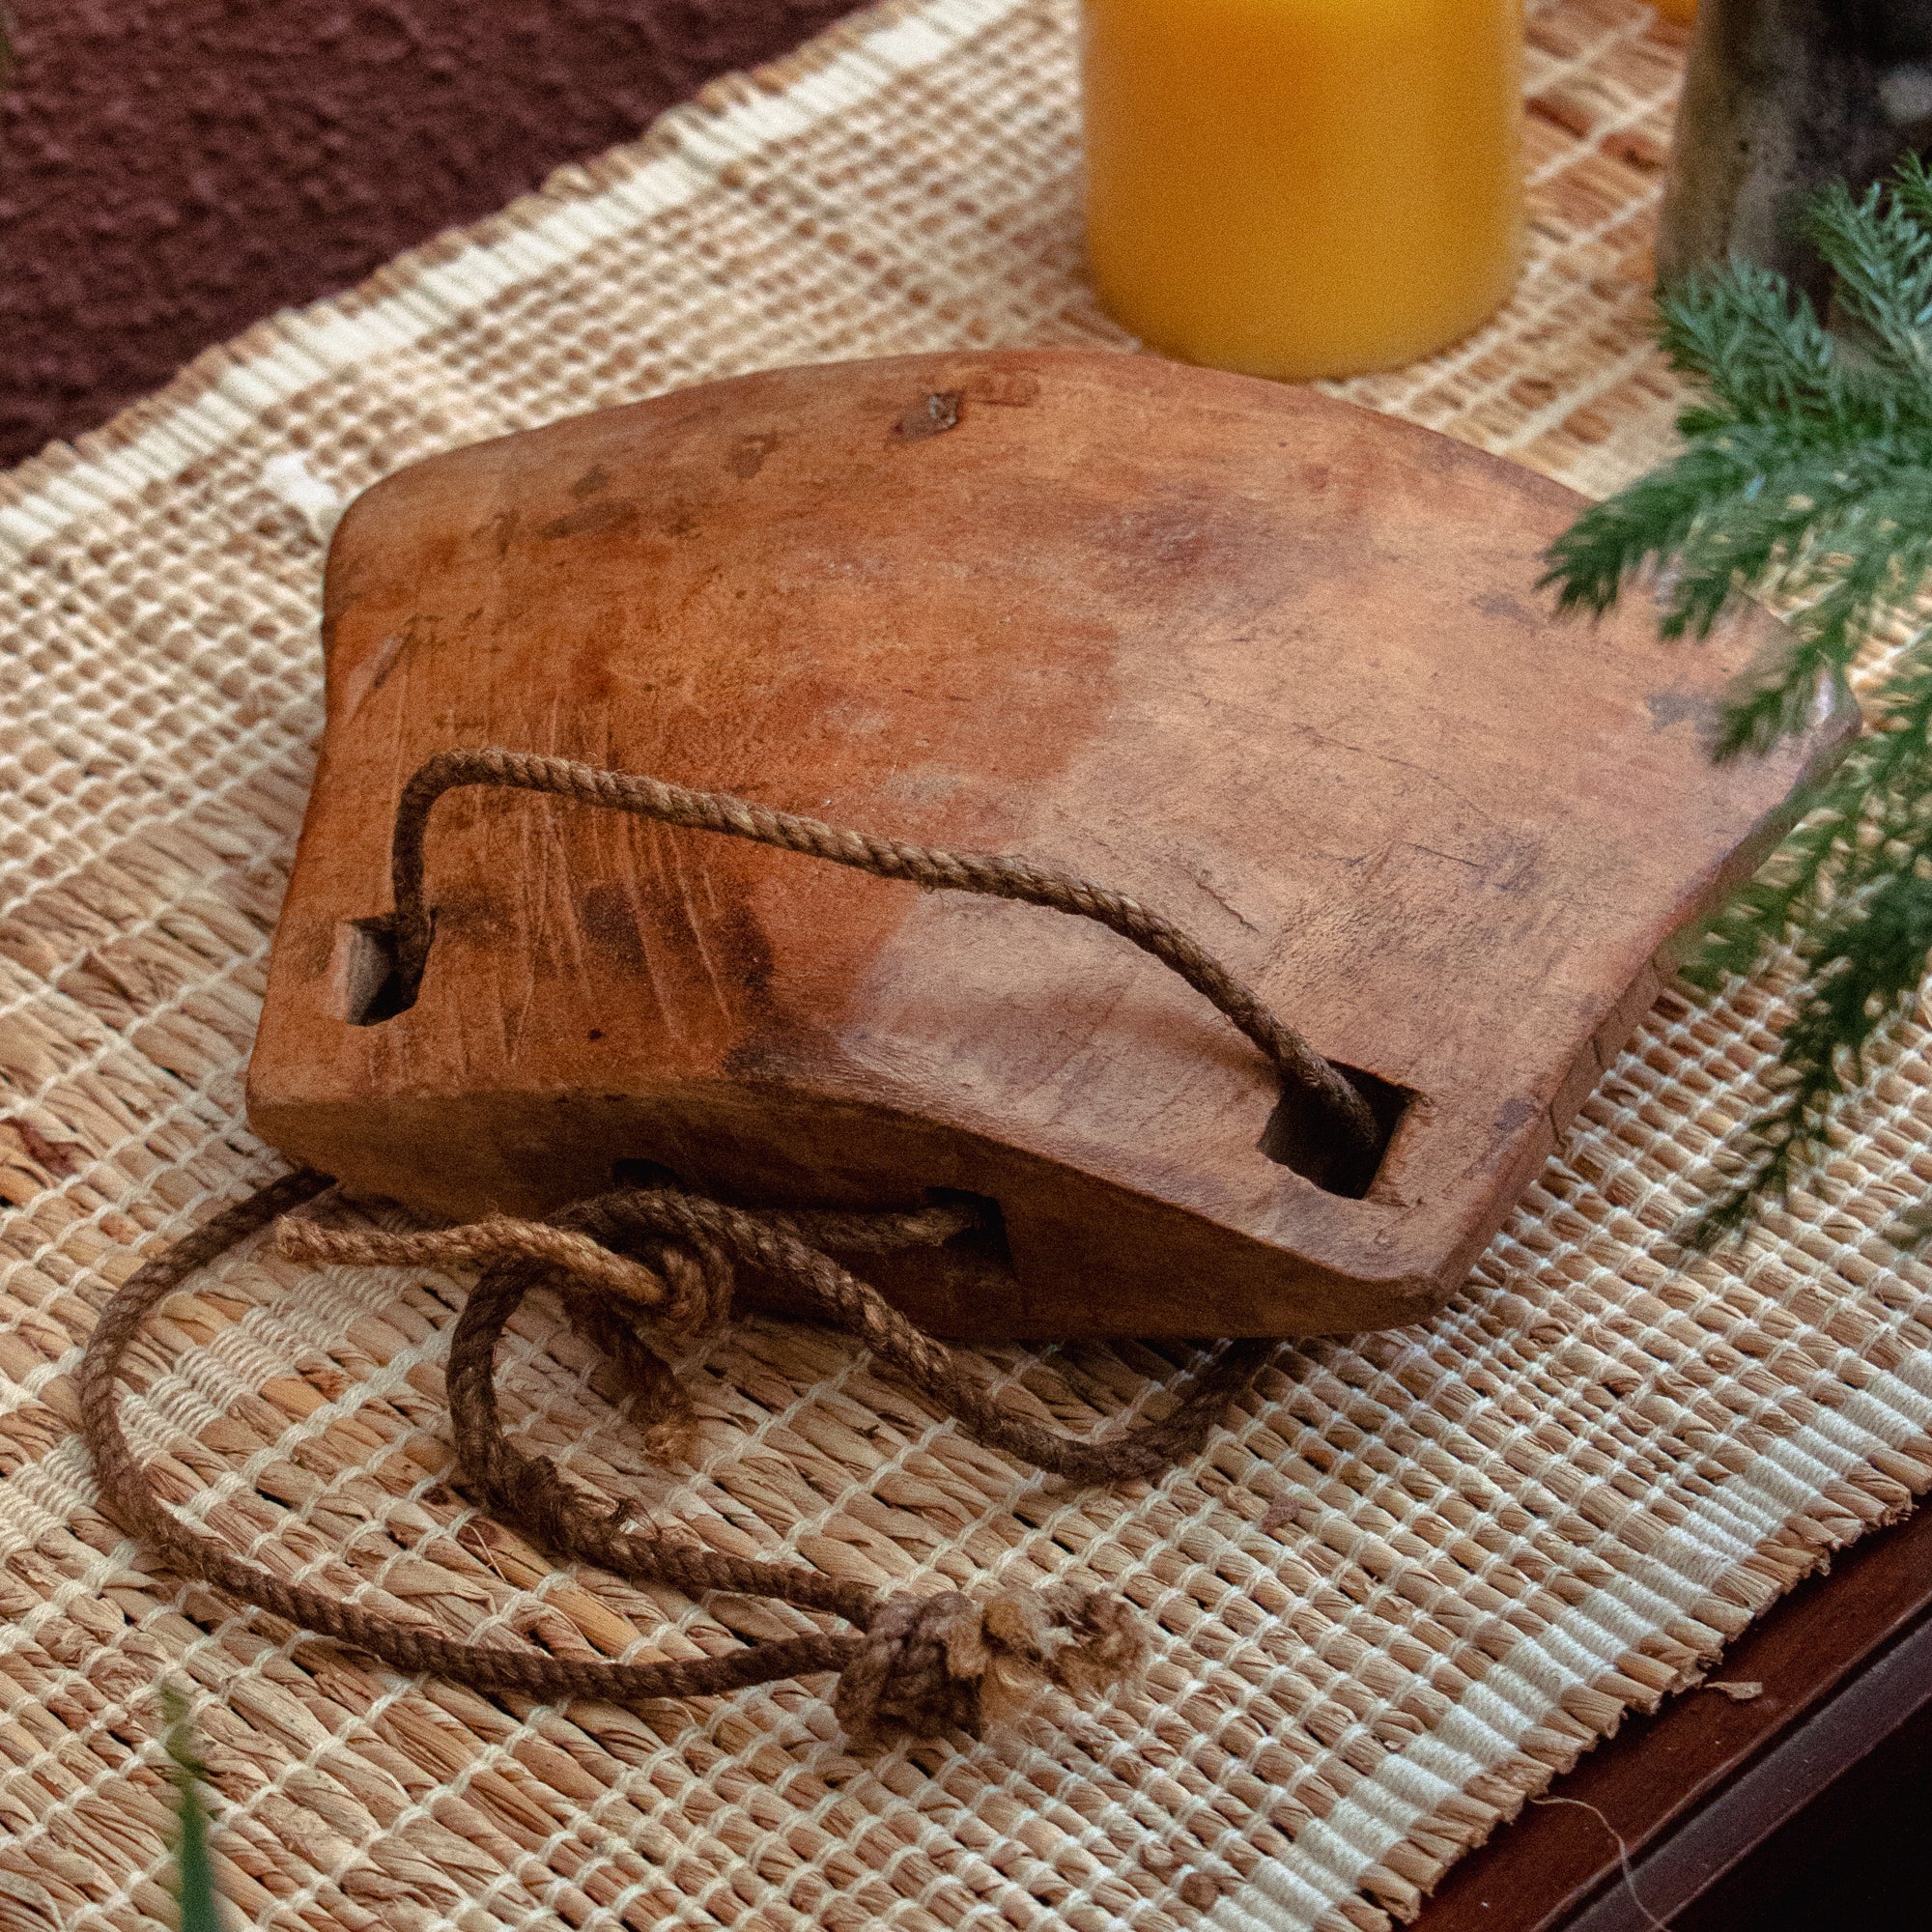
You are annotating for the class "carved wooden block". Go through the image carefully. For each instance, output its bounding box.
[248,350,1845,1337]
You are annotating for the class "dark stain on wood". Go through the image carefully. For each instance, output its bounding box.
[579,880,647,974]
[893,390,963,441]
[727,432,781,479]
[538,498,641,540]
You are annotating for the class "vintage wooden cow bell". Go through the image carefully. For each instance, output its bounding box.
[248,350,1842,1339]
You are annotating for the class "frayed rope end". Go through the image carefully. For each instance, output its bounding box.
[834,1584,1147,1745]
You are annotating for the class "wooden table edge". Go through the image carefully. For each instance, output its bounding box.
[1411,1491,1932,1930]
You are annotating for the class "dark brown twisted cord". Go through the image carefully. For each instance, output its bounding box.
[80,1172,859,1709]
[450,1187,1275,1490]
[80,1169,1254,1738]
[382,746,1380,1166]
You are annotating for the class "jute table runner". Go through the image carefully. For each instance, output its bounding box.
[2,2,1926,1926]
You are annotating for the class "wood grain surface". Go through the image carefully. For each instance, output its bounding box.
[249,348,1845,1336]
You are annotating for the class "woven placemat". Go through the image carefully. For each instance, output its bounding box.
[3,2,1928,1927]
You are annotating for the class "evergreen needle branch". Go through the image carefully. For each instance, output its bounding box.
[1544,156,1932,1241]
[161,1687,227,1932]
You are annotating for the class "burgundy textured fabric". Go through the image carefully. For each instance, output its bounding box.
[0,0,856,466]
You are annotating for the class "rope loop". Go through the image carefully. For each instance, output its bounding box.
[380,747,1383,1176]
[78,1172,1264,1741]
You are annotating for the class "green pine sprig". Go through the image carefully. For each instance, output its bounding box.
[161,1688,226,1932]
[1544,156,1932,1243]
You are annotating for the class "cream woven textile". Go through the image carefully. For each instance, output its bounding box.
[2,2,1927,1928]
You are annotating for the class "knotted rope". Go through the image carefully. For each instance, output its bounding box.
[80,1171,1232,1739]
[79,750,1376,1742]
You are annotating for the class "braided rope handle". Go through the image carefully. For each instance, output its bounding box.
[381,747,1381,1167]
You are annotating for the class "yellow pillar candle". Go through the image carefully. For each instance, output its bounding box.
[1082,0,1525,380]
